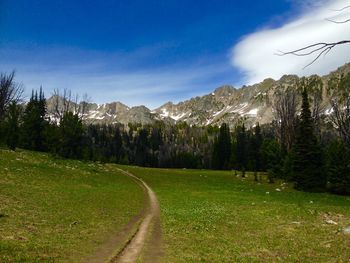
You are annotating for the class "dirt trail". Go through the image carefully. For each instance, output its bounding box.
[112,168,162,263]
[86,168,162,263]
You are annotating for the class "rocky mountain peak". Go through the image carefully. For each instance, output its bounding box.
[45,63,350,128]
[213,85,236,97]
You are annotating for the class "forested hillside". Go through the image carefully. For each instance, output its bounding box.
[0,67,349,194]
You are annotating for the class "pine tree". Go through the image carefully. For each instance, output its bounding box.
[4,102,21,150]
[135,128,150,166]
[261,139,283,183]
[251,123,263,180]
[149,127,163,167]
[327,140,350,195]
[43,122,60,155]
[292,89,326,192]
[99,125,110,162]
[212,123,231,170]
[21,89,47,151]
[38,87,46,118]
[59,112,83,158]
[111,127,123,163]
[236,124,247,176]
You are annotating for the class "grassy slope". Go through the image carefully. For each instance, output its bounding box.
[0,150,144,262]
[123,166,350,263]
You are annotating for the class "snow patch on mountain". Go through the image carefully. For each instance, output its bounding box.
[245,108,259,116]
[45,64,350,128]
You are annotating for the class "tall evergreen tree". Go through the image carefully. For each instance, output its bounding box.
[251,123,263,180]
[4,102,21,150]
[111,127,123,163]
[212,123,231,170]
[327,140,350,195]
[236,124,247,176]
[292,89,326,192]
[135,128,150,166]
[43,122,60,155]
[149,127,163,167]
[59,112,83,158]
[21,89,47,151]
[261,139,283,183]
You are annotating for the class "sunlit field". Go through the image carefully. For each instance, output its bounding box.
[123,165,350,262]
[1,149,349,262]
[0,150,143,262]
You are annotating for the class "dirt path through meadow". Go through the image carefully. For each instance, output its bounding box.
[86,167,162,263]
[112,168,162,263]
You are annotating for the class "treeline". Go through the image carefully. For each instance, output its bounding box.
[0,89,215,168]
[211,75,350,194]
[0,71,349,195]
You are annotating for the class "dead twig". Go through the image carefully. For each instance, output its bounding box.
[276,40,350,68]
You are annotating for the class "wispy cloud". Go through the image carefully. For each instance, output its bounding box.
[0,45,234,109]
[232,0,350,84]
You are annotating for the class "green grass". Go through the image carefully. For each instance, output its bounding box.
[0,149,144,262]
[122,166,350,263]
[2,150,350,262]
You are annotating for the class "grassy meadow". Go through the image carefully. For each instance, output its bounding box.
[123,166,350,263]
[0,149,144,262]
[1,149,350,262]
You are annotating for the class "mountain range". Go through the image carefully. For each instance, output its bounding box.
[46,63,350,128]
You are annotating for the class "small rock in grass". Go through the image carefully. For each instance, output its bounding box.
[263,201,267,203]
[309,201,314,204]
[265,192,270,195]
[275,188,281,192]
[325,219,338,225]
[251,202,255,205]
[70,221,78,228]
[343,227,350,234]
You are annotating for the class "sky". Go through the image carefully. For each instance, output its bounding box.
[0,0,349,108]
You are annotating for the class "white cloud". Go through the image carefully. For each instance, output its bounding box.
[232,0,350,84]
[11,65,228,109]
[0,46,232,109]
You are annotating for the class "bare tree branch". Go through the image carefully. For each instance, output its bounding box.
[327,74,350,147]
[49,89,90,124]
[80,93,91,117]
[276,4,350,68]
[272,83,298,152]
[276,40,350,68]
[0,71,24,121]
[331,5,350,12]
[326,18,350,24]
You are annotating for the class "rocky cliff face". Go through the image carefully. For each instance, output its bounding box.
[46,63,350,127]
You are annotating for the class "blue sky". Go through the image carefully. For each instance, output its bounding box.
[1,0,349,108]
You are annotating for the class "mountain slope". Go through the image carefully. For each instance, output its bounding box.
[46,63,350,127]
